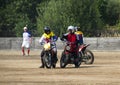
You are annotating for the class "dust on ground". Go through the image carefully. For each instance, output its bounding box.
[0,50,120,85]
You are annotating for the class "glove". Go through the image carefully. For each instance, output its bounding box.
[40,42,44,45]
[53,36,58,41]
[60,37,63,41]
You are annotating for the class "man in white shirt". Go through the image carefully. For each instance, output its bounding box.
[21,26,32,56]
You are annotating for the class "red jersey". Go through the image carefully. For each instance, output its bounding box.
[66,33,78,52]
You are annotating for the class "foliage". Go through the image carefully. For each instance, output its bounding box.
[0,0,40,37]
[0,0,120,37]
[37,0,104,37]
[99,0,120,26]
[37,0,75,36]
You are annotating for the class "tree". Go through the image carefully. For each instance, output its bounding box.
[0,0,16,37]
[37,0,103,37]
[37,0,76,36]
[13,0,41,37]
[0,0,41,37]
[99,0,120,26]
[0,0,120,37]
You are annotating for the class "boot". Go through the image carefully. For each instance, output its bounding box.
[51,57,55,68]
[40,64,44,68]
[54,53,58,63]
[55,56,58,63]
[52,63,56,68]
[51,53,57,68]
[53,56,58,68]
[40,57,44,68]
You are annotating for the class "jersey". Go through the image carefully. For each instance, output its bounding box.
[75,31,83,35]
[67,33,77,43]
[62,33,79,52]
[39,32,55,43]
[43,32,55,39]
[23,32,31,41]
[75,31,83,44]
[39,31,57,51]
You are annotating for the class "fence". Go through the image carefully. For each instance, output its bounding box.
[0,37,120,51]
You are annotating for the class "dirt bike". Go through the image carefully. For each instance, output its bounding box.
[60,42,94,68]
[42,42,56,68]
[78,44,94,64]
[60,41,81,68]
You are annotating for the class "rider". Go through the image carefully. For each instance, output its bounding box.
[74,26,84,45]
[39,26,58,68]
[61,25,80,47]
[60,26,80,62]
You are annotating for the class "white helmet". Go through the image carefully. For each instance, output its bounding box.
[23,27,27,30]
[67,26,74,33]
[74,26,78,31]
[74,26,80,32]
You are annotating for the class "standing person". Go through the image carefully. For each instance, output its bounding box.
[74,26,84,45]
[39,26,58,68]
[21,26,32,56]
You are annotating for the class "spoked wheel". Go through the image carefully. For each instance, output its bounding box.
[60,52,68,68]
[84,49,94,64]
[74,53,82,68]
[43,52,52,68]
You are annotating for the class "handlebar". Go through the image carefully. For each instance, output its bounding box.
[81,44,90,48]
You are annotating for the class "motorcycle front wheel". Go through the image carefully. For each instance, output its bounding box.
[60,52,68,68]
[43,52,52,68]
[74,53,82,68]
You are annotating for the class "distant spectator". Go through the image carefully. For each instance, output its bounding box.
[21,26,32,56]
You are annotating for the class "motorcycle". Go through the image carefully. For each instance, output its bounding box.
[60,41,94,68]
[42,42,56,68]
[60,41,81,68]
[78,44,94,64]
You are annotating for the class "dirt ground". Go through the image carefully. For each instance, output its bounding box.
[0,50,120,85]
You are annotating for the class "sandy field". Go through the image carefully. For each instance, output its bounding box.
[0,50,120,85]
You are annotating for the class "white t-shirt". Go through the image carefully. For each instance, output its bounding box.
[23,32,31,42]
[22,32,31,48]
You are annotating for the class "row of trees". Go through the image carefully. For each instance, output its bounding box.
[0,0,120,37]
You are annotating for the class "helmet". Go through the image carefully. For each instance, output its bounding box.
[67,26,74,33]
[23,27,27,30]
[74,26,80,31]
[74,26,78,32]
[44,26,50,33]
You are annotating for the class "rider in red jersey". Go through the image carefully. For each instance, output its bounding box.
[61,26,79,53]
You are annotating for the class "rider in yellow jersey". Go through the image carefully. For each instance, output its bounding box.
[74,27,84,45]
[42,31,54,39]
[39,26,58,68]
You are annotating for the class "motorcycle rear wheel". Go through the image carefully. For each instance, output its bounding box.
[84,49,94,64]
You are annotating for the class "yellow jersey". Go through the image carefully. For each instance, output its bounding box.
[43,32,55,39]
[75,31,83,35]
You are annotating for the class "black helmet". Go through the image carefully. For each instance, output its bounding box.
[44,26,50,33]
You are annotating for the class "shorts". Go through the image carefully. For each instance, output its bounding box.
[22,41,30,48]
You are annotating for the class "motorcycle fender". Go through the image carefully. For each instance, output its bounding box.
[79,48,82,51]
[65,51,69,54]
